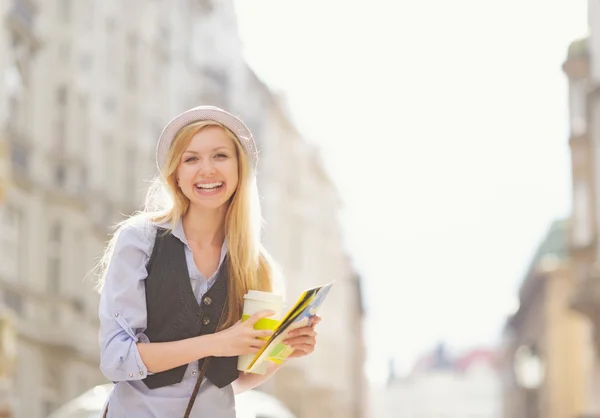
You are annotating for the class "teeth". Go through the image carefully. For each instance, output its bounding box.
[195,182,222,189]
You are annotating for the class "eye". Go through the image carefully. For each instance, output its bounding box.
[215,153,229,159]
[184,156,197,163]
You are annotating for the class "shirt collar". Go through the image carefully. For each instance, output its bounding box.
[158,219,228,261]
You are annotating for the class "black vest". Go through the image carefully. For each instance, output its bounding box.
[141,228,239,389]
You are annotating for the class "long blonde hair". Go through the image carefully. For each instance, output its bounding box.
[95,121,275,330]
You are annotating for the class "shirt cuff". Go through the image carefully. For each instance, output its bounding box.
[134,332,154,376]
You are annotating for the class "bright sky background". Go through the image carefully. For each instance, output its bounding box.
[234,0,589,383]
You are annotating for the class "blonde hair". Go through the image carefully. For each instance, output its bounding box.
[95,121,275,330]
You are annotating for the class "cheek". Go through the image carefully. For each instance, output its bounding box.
[229,168,239,189]
[176,165,193,183]
[224,160,239,184]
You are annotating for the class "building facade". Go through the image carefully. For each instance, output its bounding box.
[0,1,182,416]
[502,220,591,418]
[501,4,600,417]
[566,1,600,415]
[0,1,366,417]
[240,77,368,417]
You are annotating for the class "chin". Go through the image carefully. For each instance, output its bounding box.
[189,198,231,211]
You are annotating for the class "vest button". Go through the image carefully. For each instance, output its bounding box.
[203,296,212,305]
[202,317,210,325]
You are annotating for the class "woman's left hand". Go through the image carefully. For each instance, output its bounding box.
[283,315,321,359]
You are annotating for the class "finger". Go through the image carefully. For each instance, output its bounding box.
[283,336,316,346]
[310,315,322,326]
[243,345,261,354]
[287,327,316,338]
[288,344,314,354]
[245,310,275,326]
[248,338,268,349]
[254,329,274,339]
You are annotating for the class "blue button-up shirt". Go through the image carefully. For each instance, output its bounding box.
[98,217,236,417]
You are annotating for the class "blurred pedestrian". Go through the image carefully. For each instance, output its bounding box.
[95,106,320,418]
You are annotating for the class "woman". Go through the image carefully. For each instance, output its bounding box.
[97,106,320,417]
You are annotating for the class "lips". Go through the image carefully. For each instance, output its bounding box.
[192,181,226,198]
[194,182,223,190]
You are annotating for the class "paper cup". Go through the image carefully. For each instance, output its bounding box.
[237,290,284,373]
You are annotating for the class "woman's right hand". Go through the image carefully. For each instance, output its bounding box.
[212,310,275,357]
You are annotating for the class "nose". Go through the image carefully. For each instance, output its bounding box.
[197,158,216,175]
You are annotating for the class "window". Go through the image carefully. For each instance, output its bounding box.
[10,141,29,176]
[58,41,70,64]
[76,94,88,159]
[55,85,68,152]
[592,4,600,83]
[78,166,88,194]
[573,180,593,247]
[47,223,63,322]
[58,0,71,24]
[72,228,86,289]
[125,34,138,91]
[79,52,92,71]
[125,145,137,202]
[105,18,116,78]
[104,97,116,113]
[47,223,62,294]
[569,78,587,136]
[7,95,19,128]
[3,289,24,317]
[79,0,94,31]
[0,205,26,282]
[5,62,23,131]
[76,94,89,159]
[103,135,114,188]
[54,164,66,188]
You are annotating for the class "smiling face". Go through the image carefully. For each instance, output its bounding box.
[175,125,239,211]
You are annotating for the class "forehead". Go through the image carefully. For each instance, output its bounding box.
[185,125,236,150]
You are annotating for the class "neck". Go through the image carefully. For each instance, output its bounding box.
[182,204,228,247]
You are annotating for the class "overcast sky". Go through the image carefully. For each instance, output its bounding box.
[235,0,589,383]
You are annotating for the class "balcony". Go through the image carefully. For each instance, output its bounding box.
[14,292,99,359]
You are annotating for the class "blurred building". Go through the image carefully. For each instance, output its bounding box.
[241,75,368,417]
[502,220,591,418]
[566,1,600,414]
[0,1,366,417]
[380,344,501,418]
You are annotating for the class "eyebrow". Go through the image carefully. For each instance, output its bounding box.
[183,146,232,154]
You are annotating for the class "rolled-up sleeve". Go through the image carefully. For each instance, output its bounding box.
[98,223,154,382]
